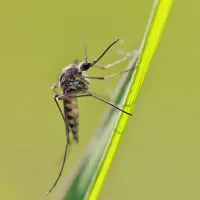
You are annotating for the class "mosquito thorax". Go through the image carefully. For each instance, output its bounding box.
[58,65,78,84]
[58,64,90,89]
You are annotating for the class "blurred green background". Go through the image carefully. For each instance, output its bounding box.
[0,0,199,200]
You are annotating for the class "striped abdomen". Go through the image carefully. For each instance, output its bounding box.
[63,97,79,143]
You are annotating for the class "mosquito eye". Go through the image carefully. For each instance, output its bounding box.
[81,63,91,71]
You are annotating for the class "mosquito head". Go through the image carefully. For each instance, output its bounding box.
[78,61,92,71]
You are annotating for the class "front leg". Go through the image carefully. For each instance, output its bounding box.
[78,66,137,80]
[51,83,61,94]
[94,51,136,69]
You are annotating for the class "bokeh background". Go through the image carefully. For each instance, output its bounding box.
[0,0,199,200]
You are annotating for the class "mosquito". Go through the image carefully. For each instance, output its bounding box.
[45,38,137,195]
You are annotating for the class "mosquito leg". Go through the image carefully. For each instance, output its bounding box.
[81,66,137,80]
[45,123,71,196]
[94,51,136,69]
[54,95,71,141]
[55,89,87,101]
[54,95,65,122]
[46,97,72,195]
[72,93,132,116]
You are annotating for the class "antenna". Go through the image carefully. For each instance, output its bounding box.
[82,34,88,63]
[81,38,120,71]
[91,38,119,66]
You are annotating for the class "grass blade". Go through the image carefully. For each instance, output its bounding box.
[88,0,174,198]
